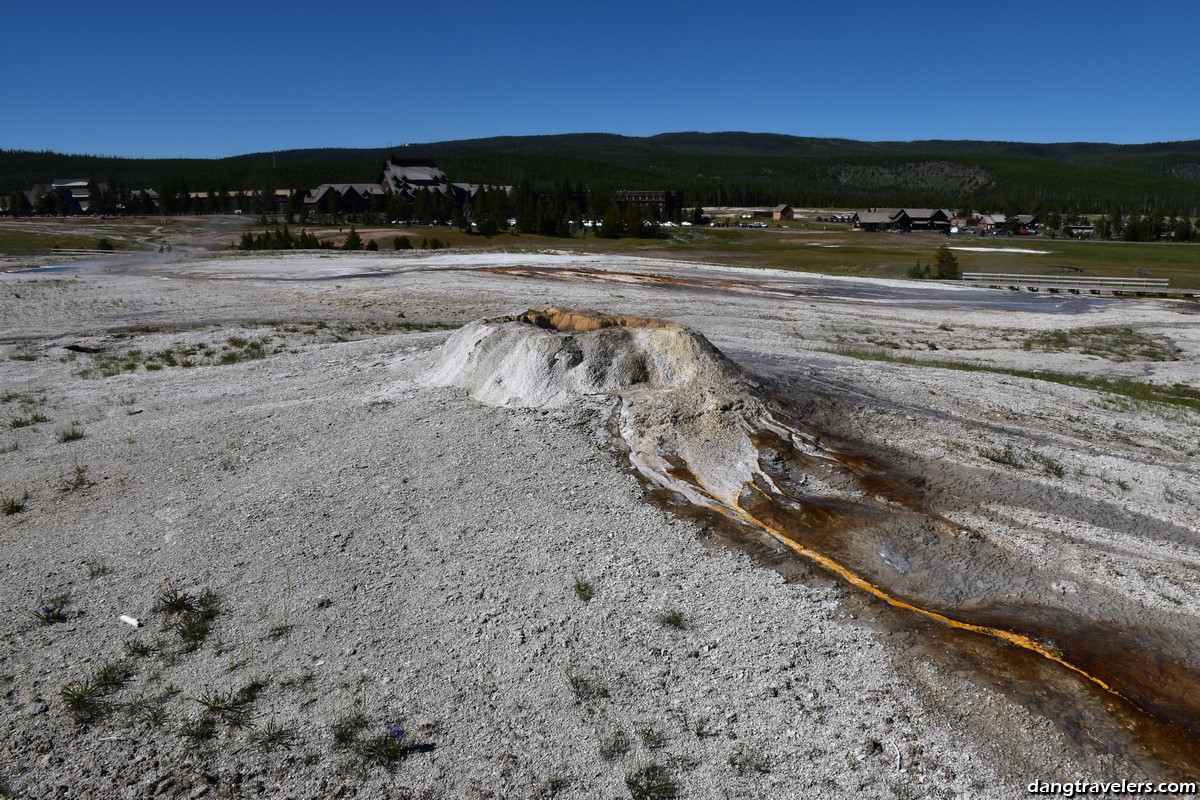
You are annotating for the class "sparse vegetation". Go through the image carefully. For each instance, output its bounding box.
[157,584,221,651]
[567,670,610,702]
[194,679,265,728]
[33,593,70,624]
[656,608,687,630]
[10,413,49,429]
[625,762,679,800]
[331,709,368,750]
[60,678,107,725]
[573,575,594,602]
[978,442,1023,469]
[828,346,1200,414]
[638,726,667,750]
[1023,327,1174,362]
[729,746,771,776]
[600,730,631,761]
[56,422,85,442]
[58,458,90,491]
[2,488,29,515]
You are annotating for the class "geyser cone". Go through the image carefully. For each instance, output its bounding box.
[425,308,1200,757]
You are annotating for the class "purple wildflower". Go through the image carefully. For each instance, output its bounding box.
[386,723,405,744]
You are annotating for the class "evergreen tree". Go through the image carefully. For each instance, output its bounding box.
[342,227,363,250]
[933,244,959,279]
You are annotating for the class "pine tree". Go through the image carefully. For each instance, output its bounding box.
[933,245,959,279]
[342,227,363,251]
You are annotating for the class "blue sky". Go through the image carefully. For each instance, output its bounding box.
[5,0,1197,158]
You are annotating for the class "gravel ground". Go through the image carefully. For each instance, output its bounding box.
[1,251,1198,798]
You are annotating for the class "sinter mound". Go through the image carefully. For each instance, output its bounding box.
[425,307,1200,758]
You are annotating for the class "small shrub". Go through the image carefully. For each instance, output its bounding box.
[625,763,678,800]
[84,559,110,578]
[10,414,49,429]
[573,576,594,602]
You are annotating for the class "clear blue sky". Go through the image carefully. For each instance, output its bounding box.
[5,0,1197,158]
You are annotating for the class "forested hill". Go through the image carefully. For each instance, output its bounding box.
[4,132,1200,213]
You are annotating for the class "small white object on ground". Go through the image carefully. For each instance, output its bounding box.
[119,615,141,628]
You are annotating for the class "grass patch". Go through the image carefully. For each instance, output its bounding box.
[251,719,296,752]
[194,679,265,729]
[566,670,610,702]
[58,457,89,491]
[179,715,218,744]
[656,608,687,630]
[331,710,368,750]
[639,726,667,750]
[625,763,679,800]
[1029,451,1066,478]
[60,659,136,726]
[600,730,631,762]
[829,345,1200,414]
[977,442,1023,469]
[573,576,595,602]
[156,585,221,651]
[56,422,85,442]
[729,746,771,776]
[1023,327,1175,362]
[60,678,107,725]
[9,413,49,429]
[2,489,29,515]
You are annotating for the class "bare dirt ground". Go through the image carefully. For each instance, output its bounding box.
[1,249,1198,799]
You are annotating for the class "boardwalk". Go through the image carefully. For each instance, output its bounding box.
[959,272,1187,296]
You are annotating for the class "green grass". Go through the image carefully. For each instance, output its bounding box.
[193,679,265,728]
[2,489,28,515]
[599,730,631,762]
[566,670,610,702]
[1023,327,1175,362]
[56,422,85,442]
[656,608,687,630]
[573,576,594,602]
[625,763,679,800]
[828,345,1200,414]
